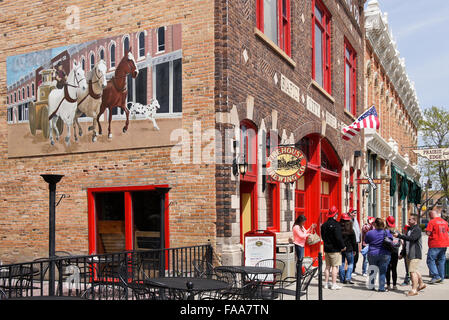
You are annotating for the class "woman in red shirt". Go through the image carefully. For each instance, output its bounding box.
[292,215,316,261]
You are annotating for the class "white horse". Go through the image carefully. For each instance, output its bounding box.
[127,98,161,130]
[48,61,87,146]
[73,60,107,142]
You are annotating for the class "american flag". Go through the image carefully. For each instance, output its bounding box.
[341,106,380,141]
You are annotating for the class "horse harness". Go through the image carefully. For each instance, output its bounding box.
[49,70,85,120]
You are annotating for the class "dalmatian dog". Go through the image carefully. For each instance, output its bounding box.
[127,98,160,130]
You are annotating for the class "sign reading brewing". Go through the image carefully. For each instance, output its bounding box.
[266,147,307,183]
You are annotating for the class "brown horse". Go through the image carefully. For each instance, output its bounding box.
[97,49,139,139]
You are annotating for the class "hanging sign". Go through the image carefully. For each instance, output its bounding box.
[266,147,307,183]
[413,148,449,161]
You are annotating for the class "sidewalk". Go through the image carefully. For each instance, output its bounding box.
[284,234,449,300]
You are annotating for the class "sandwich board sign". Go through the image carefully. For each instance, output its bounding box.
[244,230,276,281]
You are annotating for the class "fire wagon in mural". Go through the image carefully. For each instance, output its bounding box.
[28,69,64,139]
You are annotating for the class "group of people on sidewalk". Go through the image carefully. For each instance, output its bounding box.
[291,205,449,297]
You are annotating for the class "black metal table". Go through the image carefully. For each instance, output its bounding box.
[214,266,283,300]
[144,277,230,300]
[214,265,282,281]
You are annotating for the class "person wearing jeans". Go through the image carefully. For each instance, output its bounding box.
[426,210,449,283]
[339,212,357,284]
[367,254,391,291]
[365,218,393,292]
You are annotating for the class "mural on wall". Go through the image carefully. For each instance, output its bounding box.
[6,24,182,158]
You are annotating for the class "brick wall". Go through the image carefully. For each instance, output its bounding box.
[0,0,216,263]
[214,0,366,261]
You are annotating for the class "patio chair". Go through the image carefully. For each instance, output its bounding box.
[117,261,158,300]
[254,259,285,300]
[192,259,214,278]
[273,266,318,300]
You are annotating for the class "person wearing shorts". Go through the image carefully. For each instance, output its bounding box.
[394,214,426,296]
[321,206,346,290]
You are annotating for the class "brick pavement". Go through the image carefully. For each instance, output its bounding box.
[283,234,449,300]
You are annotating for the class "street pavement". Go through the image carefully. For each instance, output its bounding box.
[284,234,449,300]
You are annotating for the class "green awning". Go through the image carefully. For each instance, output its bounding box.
[400,174,409,201]
[390,165,397,197]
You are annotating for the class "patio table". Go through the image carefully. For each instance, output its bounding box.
[144,277,230,300]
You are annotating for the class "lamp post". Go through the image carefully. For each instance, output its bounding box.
[41,174,64,296]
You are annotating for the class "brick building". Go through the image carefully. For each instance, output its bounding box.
[1,0,368,264]
[363,0,422,230]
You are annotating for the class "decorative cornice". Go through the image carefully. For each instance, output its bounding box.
[365,0,422,127]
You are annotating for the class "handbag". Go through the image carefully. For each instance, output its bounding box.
[382,230,399,253]
[307,231,321,245]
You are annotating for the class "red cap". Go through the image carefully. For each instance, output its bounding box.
[341,213,351,221]
[386,216,396,228]
[368,216,375,224]
[327,206,338,218]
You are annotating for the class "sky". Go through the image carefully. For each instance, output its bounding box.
[6,45,72,87]
[371,0,449,112]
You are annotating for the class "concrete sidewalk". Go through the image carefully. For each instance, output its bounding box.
[284,234,449,300]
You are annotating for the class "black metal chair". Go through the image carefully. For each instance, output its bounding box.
[254,259,285,300]
[192,259,214,278]
[117,260,158,300]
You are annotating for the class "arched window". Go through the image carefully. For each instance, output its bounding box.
[99,48,105,61]
[81,57,85,71]
[138,32,145,58]
[110,43,116,68]
[123,36,130,53]
[90,53,95,70]
[32,83,35,96]
[157,27,165,52]
[22,88,25,101]
[27,86,30,98]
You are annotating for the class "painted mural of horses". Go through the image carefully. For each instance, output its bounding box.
[48,61,87,146]
[97,49,139,139]
[73,59,108,142]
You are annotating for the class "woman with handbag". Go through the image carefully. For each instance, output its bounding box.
[291,215,317,261]
[364,218,393,292]
[339,213,357,284]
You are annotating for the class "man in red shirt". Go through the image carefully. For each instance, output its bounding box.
[426,209,449,284]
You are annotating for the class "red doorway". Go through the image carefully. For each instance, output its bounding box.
[294,135,342,260]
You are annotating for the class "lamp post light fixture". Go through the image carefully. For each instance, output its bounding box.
[233,154,248,178]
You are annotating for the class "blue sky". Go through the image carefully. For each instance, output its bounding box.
[6,45,72,87]
[372,0,449,111]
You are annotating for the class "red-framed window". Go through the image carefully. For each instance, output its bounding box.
[344,39,357,115]
[256,0,291,56]
[312,0,332,93]
[87,185,170,255]
[241,120,258,180]
[266,132,280,232]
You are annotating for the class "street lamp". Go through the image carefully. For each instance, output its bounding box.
[41,174,64,296]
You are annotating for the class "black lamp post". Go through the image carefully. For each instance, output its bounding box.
[41,174,64,296]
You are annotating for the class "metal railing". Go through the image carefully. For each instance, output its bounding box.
[0,244,212,300]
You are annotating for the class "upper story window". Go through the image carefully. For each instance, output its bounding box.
[344,39,357,115]
[123,36,130,54]
[90,53,95,70]
[157,27,165,52]
[31,83,35,96]
[110,43,116,68]
[256,0,291,56]
[99,48,105,61]
[312,0,331,93]
[138,32,145,58]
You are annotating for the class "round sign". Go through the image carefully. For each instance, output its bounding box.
[266,147,307,183]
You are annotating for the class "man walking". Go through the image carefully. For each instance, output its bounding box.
[349,208,361,275]
[394,214,426,296]
[321,205,346,290]
[426,209,449,284]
